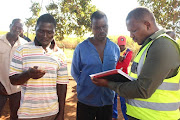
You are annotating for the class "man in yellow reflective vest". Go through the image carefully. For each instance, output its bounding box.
[91,7,180,120]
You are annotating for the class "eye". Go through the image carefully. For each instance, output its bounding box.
[38,30,43,33]
[94,27,100,31]
[48,31,54,34]
[131,29,137,33]
[102,25,108,29]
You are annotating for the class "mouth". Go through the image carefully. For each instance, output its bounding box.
[99,33,106,37]
[14,31,20,35]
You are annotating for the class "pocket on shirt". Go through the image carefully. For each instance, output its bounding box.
[105,55,118,68]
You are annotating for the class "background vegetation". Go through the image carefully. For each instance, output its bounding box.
[1,30,179,63]
[25,0,97,41]
[1,0,179,62]
[138,0,180,38]
[25,0,180,39]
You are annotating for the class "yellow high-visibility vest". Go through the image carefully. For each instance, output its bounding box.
[127,34,180,120]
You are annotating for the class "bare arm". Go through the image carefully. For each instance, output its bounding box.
[9,66,46,85]
[55,84,67,120]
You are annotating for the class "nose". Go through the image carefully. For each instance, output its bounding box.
[100,27,104,32]
[99,27,106,33]
[15,26,22,32]
[42,32,47,37]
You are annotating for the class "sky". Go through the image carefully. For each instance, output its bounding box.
[0,0,139,36]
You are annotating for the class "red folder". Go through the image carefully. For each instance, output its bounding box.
[90,69,134,82]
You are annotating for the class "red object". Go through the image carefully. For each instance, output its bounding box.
[116,48,133,74]
[118,36,126,45]
[93,69,120,78]
[90,69,132,82]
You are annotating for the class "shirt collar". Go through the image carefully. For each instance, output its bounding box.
[33,38,52,53]
[0,34,22,46]
[140,29,166,50]
[87,37,110,44]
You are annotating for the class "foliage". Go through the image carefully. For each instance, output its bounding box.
[63,48,74,62]
[0,31,7,35]
[57,35,86,49]
[108,35,140,61]
[24,33,35,41]
[26,0,97,41]
[25,2,41,37]
[59,35,140,61]
[138,0,180,38]
[0,30,140,62]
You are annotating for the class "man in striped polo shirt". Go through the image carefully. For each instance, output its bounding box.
[9,14,69,120]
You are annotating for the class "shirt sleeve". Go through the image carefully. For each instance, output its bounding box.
[56,51,69,84]
[122,51,133,68]
[116,50,133,73]
[71,45,81,82]
[9,47,23,76]
[108,38,180,99]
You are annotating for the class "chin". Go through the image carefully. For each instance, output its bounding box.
[99,37,106,41]
[40,42,49,46]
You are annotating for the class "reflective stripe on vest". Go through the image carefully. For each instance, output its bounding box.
[158,82,180,90]
[130,41,153,78]
[127,99,180,111]
[127,34,180,120]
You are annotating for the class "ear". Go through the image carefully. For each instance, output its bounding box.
[144,21,151,30]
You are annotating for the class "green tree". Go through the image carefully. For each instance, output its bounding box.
[138,0,180,38]
[25,2,41,37]
[26,0,96,41]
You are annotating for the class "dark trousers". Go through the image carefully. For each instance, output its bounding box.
[77,101,113,120]
[0,92,21,120]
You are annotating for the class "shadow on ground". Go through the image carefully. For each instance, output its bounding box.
[64,80,77,120]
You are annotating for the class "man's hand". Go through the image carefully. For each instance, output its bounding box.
[119,56,124,62]
[28,66,46,79]
[91,77,109,87]
[10,66,46,85]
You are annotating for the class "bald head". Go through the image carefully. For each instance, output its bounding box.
[126,7,156,24]
[126,7,159,45]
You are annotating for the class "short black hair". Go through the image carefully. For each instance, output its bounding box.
[91,10,107,22]
[11,18,21,24]
[36,14,56,27]
[10,18,23,29]
[126,7,155,23]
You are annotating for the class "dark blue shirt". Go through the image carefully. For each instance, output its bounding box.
[71,38,120,106]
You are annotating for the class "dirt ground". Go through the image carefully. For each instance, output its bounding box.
[0,80,124,120]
